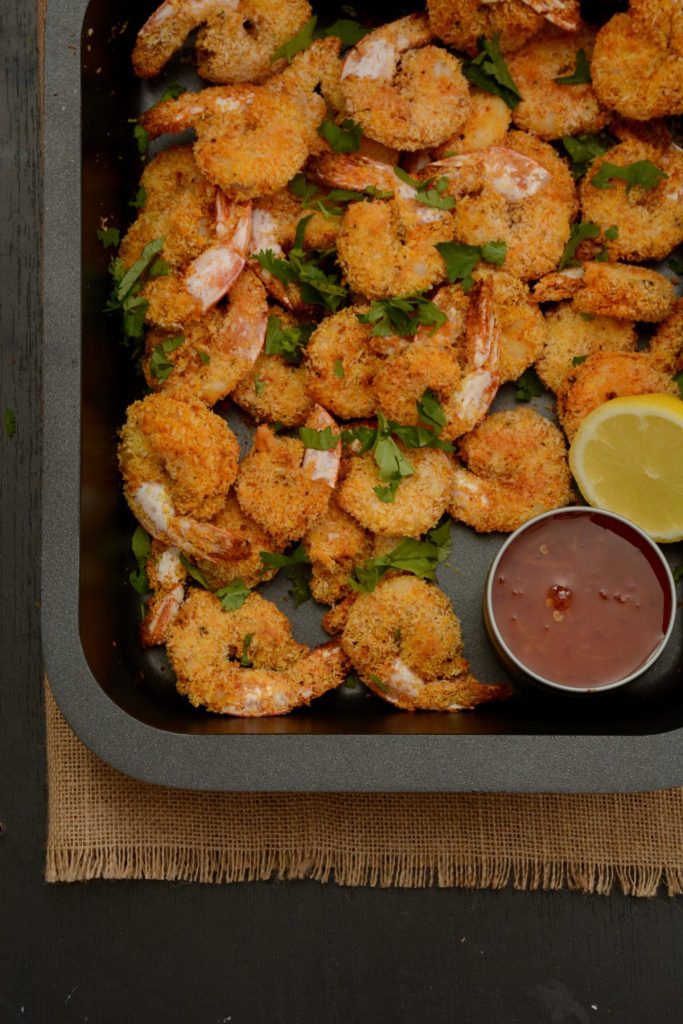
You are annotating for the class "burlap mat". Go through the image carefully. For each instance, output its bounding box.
[45,687,683,896]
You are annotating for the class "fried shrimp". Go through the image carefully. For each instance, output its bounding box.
[167,589,347,716]
[591,0,683,121]
[449,408,573,533]
[427,0,543,54]
[235,405,340,542]
[536,303,637,394]
[649,298,683,376]
[304,498,372,606]
[430,132,577,281]
[338,445,453,538]
[231,350,314,427]
[506,26,609,140]
[132,0,313,84]
[557,352,679,442]
[533,262,676,322]
[305,307,379,420]
[194,494,283,590]
[143,269,268,403]
[337,13,471,151]
[312,153,454,299]
[578,140,683,263]
[140,543,187,648]
[118,392,245,562]
[373,279,501,440]
[475,269,545,383]
[433,89,511,158]
[341,576,511,711]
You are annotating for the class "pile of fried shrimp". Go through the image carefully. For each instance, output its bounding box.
[113,0,683,718]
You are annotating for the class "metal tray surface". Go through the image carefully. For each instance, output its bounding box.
[42,0,683,792]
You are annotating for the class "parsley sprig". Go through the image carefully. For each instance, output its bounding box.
[393,167,455,211]
[357,293,447,337]
[318,118,363,154]
[558,221,600,269]
[289,173,391,220]
[129,526,151,595]
[554,49,591,85]
[561,131,616,179]
[271,13,369,64]
[590,159,669,192]
[462,35,522,110]
[106,237,169,351]
[255,217,348,312]
[149,335,185,383]
[349,517,452,593]
[436,240,507,291]
[264,315,315,365]
[260,545,312,607]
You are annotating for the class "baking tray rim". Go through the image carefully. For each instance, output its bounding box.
[40,0,683,792]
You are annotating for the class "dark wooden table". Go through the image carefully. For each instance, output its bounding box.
[2,3,681,1021]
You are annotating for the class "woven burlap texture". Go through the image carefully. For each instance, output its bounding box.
[45,688,683,896]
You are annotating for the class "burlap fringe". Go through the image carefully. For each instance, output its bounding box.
[44,846,683,897]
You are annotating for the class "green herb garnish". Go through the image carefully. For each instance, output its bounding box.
[572,354,588,366]
[558,221,600,270]
[436,239,507,290]
[256,217,348,312]
[350,517,452,593]
[561,131,616,179]
[149,335,185,383]
[215,579,250,612]
[129,120,149,157]
[179,554,210,589]
[260,545,312,606]
[462,34,522,110]
[394,167,455,211]
[264,314,314,364]
[271,16,317,62]
[554,48,591,85]
[129,526,151,595]
[333,358,345,379]
[160,82,186,102]
[318,117,362,154]
[590,160,668,192]
[97,226,120,249]
[129,186,147,210]
[106,236,166,351]
[298,425,340,450]
[322,18,369,47]
[240,634,254,668]
[515,368,544,402]
[357,293,447,337]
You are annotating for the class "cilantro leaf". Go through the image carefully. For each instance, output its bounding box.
[462,34,522,110]
[436,240,507,290]
[286,563,312,606]
[149,335,185,383]
[357,293,447,337]
[394,167,455,211]
[129,186,147,210]
[554,48,591,85]
[515,368,544,402]
[369,674,390,693]
[113,238,165,304]
[333,358,345,379]
[271,16,317,62]
[255,221,349,312]
[264,315,314,364]
[558,221,600,270]
[417,389,447,431]
[289,173,373,218]
[239,634,254,668]
[322,18,369,47]
[129,526,151,595]
[160,82,186,102]
[215,579,250,612]
[561,132,615,179]
[129,120,149,157]
[349,517,453,593]
[97,226,120,249]
[260,545,313,605]
[260,545,311,570]
[105,237,166,353]
[318,117,362,154]
[254,377,266,396]
[179,554,210,589]
[298,425,340,450]
[590,160,668,192]
[572,354,588,366]
[196,349,210,365]
[3,408,16,439]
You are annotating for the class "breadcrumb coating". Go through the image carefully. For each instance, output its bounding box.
[427,0,544,54]
[536,303,637,394]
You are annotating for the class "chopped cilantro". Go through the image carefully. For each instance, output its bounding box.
[254,377,266,396]
[558,221,600,270]
[515,368,544,402]
[196,349,210,365]
[317,117,362,154]
[160,82,186,102]
[260,545,312,605]
[264,314,314,364]
[343,671,362,690]
[322,18,369,47]
[129,120,149,157]
[417,389,447,431]
[299,425,340,450]
[215,579,250,612]
[179,554,210,589]
[256,217,348,312]
[554,48,591,85]
[561,132,616,179]
[105,236,166,352]
[394,167,455,211]
[286,563,312,607]
[129,186,147,210]
[436,239,507,290]
[369,674,390,694]
[3,408,16,439]
[239,634,254,668]
[129,526,151,595]
[333,358,345,379]
[271,16,317,62]
[572,354,588,366]
[97,226,120,248]
[260,545,311,570]
[357,293,447,337]
[590,160,668,192]
[604,224,619,241]
[149,335,184,383]
[350,517,452,593]
[289,172,374,218]
[462,34,522,110]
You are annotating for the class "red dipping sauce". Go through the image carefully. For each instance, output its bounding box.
[487,509,675,690]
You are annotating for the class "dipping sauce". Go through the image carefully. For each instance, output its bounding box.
[488,510,674,689]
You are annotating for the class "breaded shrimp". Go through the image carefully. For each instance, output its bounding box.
[591,1,683,121]
[118,392,245,562]
[579,140,683,263]
[304,498,373,606]
[235,405,340,543]
[337,14,472,151]
[557,351,679,441]
[474,269,545,384]
[167,589,348,716]
[142,269,268,403]
[194,494,284,590]
[433,89,511,158]
[139,543,187,648]
[649,298,683,376]
[536,303,637,394]
[533,262,676,322]
[430,131,577,281]
[132,0,313,84]
[506,26,609,140]
[231,350,314,427]
[341,575,511,711]
[305,307,379,420]
[338,445,453,538]
[449,408,573,533]
[426,0,544,54]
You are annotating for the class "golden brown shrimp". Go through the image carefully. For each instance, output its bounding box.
[337,14,471,151]
[341,575,512,711]
[433,89,511,158]
[337,444,453,539]
[235,405,340,543]
[304,498,373,606]
[429,131,577,281]
[231,350,314,427]
[578,140,683,263]
[557,351,679,442]
[312,153,455,299]
[427,0,543,54]
[506,26,609,140]
[118,392,245,562]
[373,279,501,440]
[194,494,284,590]
[132,0,313,84]
[450,408,574,533]
[142,269,268,403]
[649,298,683,376]
[305,307,380,420]
[474,269,545,384]
[591,1,683,121]
[536,302,637,394]
[139,543,188,648]
[167,589,348,717]
[533,262,676,322]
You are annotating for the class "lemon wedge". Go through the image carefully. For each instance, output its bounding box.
[569,394,683,542]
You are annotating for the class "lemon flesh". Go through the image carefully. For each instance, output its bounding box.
[569,394,683,542]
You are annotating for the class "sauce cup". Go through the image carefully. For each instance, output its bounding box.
[483,507,677,695]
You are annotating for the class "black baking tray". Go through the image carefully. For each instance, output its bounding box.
[42,0,683,792]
